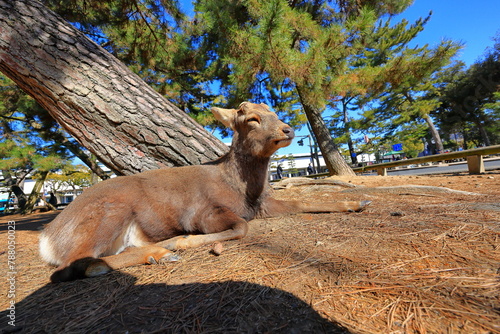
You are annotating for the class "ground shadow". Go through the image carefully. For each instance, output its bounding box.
[0,211,59,232]
[1,271,350,333]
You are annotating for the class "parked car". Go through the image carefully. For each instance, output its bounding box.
[0,198,15,213]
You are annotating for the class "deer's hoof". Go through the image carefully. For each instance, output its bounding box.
[148,253,181,265]
[349,200,372,212]
[86,260,112,278]
[360,200,372,209]
[147,255,158,264]
[159,253,181,264]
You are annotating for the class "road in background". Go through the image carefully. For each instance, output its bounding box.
[384,158,500,176]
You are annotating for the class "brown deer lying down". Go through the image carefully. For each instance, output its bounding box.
[40,102,370,282]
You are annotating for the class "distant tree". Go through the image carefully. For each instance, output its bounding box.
[359,41,460,154]
[45,173,67,198]
[483,91,500,142]
[0,137,67,213]
[394,125,426,158]
[285,154,299,176]
[0,74,110,179]
[326,13,444,162]
[436,36,500,147]
[63,166,93,198]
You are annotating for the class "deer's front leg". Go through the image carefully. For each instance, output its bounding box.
[259,198,371,218]
[156,208,249,250]
[155,221,247,251]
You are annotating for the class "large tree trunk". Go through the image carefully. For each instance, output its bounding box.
[297,88,356,176]
[422,114,444,153]
[0,0,228,176]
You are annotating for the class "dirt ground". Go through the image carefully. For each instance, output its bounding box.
[0,171,499,333]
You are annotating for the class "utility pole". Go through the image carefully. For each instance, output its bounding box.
[297,134,320,174]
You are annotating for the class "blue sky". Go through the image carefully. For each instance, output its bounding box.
[398,0,498,66]
[182,0,499,155]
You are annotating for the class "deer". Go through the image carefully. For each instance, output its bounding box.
[40,102,370,282]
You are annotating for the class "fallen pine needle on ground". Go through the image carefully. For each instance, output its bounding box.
[1,172,499,333]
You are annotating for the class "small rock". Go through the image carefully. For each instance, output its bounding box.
[315,240,324,246]
[211,242,223,256]
[390,211,405,217]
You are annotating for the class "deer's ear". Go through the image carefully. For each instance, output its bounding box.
[211,107,237,130]
[259,103,271,111]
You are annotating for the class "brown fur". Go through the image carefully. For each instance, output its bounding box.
[40,102,370,282]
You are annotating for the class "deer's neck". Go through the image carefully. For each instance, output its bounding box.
[220,148,270,204]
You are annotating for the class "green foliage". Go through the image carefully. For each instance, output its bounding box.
[33,155,66,172]
[64,165,93,190]
[6,0,495,173]
[483,91,500,142]
[45,0,219,116]
[0,138,66,173]
[191,0,464,162]
[46,165,92,200]
[0,74,71,184]
[0,139,33,170]
[356,38,461,155]
[285,153,298,175]
[396,125,426,158]
[435,35,500,147]
[45,172,68,193]
[42,0,457,153]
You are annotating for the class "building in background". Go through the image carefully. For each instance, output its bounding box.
[270,153,327,180]
[269,152,377,180]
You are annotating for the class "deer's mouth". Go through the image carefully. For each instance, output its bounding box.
[274,138,293,147]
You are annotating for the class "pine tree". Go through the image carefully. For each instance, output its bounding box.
[437,36,500,147]
[0,0,227,177]
[0,130,68,213]
[192,0,458,175]
[0,74,110,179]
[44,0,221,116]
[359,40,460,154]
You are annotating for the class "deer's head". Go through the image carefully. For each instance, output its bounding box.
[212,102,295,158]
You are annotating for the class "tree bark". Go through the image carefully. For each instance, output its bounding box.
[342,97,357,164]
[0,0,228,176]
[22,171,48,214]
[474,118,491,146]
[297,88,356,176]
[10,185,27,211]
[403,92,444,153]
[422,114,444,153]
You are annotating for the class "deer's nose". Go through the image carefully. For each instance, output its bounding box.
[282,126,294,139]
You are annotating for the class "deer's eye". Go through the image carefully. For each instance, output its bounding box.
[247,117,260,124]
